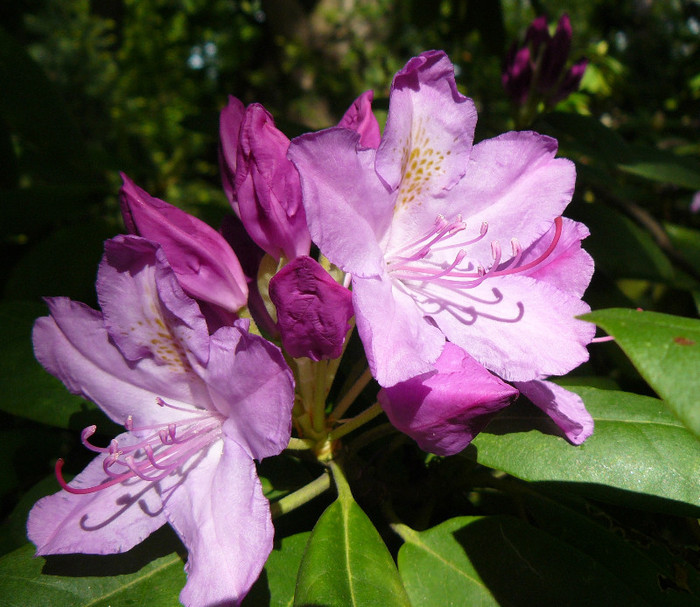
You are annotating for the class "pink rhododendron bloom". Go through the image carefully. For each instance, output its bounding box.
[220,97,311,261]
[27,235,294,607]
[288,50,595,441]
[378,343,519,455]
[337,90,382,149]
[120,173,248,315]
[269,255,354,361]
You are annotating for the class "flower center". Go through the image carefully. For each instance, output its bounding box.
[56,398,223,494]
[387,215,563,288]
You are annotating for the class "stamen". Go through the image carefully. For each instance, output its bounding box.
[493,217,563,277]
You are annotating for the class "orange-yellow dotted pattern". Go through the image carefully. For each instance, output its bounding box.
[395,117,450,210]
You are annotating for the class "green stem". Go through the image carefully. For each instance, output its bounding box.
[330,367,373,420]
[328,402,383,442]
[286,437,315,451]
[270,471,331,518]
[327,459,352,501]
[312,359,328,434]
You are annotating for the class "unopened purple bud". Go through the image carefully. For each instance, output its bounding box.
[502,44,533,106]
[525,15,551,54]
[550,57,588,105]
[378,343,519,456]
[220,98,311,262]
[338,90,381,149]
[119,174,248,313]
[269,256,353,361]
[537,14,573,92]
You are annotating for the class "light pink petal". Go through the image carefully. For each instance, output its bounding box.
[98,235,211,368]
[353,273,445,387]
[202,322,294,460]
[27,433,168,555]
[288,128,392,277]
[519,218,594,298]
[34,298,208,427]
[164,439,273,607]
[376,50,476,195]
[269,256,354,361]
[119,176,248,313]
[421,275,595,382]
[337,90,381,149]
[515,379,593,444]
[379,343,518,455]
[449,131,576,263]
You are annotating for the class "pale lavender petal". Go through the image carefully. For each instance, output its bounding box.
[119,175,248,314]
[379,343,518,455]
[423,275,595,382]
[515,379,593,444]
[98,235,211,369]
[690,191,700,213]
[27,432,168,555]
[165,439,273,607]
[34,298,209,427]
[236,103,311,261]
[353,273,445,386]
[376,50,477,196]
[338,90,381,149]
[269,256,354,361]
[450,131,576,262]
[519,218,593,298]
[288,128,392,277]
[201,322,294,460]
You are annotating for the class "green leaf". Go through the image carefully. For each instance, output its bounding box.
[244,532,311,607]
[0,532,185,607]
[398,515,661,607]
[294,463,410,607]
[618,145,700,190]
[584,309,700,438]
[470,386,700,515]
[0,300,104,430]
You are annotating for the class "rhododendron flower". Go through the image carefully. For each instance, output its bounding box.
[289,51,595,392]
[269,255,354,361]
[120,173,248,315]
[27,235,294,607]
[378,343,518,455]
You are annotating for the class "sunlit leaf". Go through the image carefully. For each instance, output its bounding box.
[470,386,700,515]
[584,309,700,438]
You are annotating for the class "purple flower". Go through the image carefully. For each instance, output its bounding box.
[378,343,518,455]
[27,235,295,607]
[220,97,311,261]
[269,255,354,361]
[337,90,382,149]
[288,51,595,440]
[503,14,587,109]
[120,173,248,315]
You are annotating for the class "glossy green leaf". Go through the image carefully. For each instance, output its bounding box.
[0,532,185,607]
[398,515,658,607]
[244,532,311,607]
[0,301,103,430]
[470,386,700,515]
[618,146,700,190]
[585,309,700,438]
[294,464,410,607]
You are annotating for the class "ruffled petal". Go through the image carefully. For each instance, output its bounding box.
[34,298,208,427]
[449,131,576,263]
[201,322,294,460]
[420,274,595,382]
[379,343,518,455]
[338,90,381,149]
[288,128,392,277]
[515,379,593,444]
[353,273,445,386]
[164,439,273,607]
[27,432,168,555]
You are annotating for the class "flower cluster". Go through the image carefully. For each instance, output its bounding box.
[28,50,594,606]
